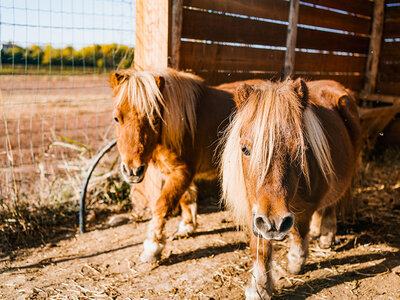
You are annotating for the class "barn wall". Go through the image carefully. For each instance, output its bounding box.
[376,0,400,95]
[179,0,373,90]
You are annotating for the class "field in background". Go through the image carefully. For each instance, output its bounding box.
[0,74,125,250]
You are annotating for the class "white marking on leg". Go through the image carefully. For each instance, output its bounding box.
[140,238,164,263]
[246,261,273,300]
[190,202,197,228]
[287,233,309,274]
[140,219,165,263]
[171,203,197,240]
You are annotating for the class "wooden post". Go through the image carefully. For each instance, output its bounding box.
[283,0,300,79]
[169,0,183,69]
[363,0,385,93]
[134,0,169,70]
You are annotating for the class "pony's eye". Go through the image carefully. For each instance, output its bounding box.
[241,145,251,156]
[114,117,119,123]
[152,118,159,126]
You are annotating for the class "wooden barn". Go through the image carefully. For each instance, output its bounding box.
[134,0,400,146]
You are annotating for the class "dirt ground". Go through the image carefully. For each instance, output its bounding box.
[1,151,400,300]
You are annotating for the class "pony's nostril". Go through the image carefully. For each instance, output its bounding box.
[133,165,145,177]
[279,214,294,233]
[254,215,272,232]
[255,216,265,228]
[121,163,130,175]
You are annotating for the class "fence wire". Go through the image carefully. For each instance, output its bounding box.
[0,0,135,205]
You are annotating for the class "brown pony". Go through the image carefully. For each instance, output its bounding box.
[220,79,361,299]
[110,68,235,262]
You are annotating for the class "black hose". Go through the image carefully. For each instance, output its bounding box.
[79,139,117,233]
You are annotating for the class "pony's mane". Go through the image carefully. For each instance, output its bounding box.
[221,79,333,225]
[114,68,203,153]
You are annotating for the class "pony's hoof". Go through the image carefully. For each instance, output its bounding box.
[309,227,320,238]
[170,221,196,240]
[140,251,160,263]
[287,251,306,274]
[319,234,333,249]
[287,261,303,275]
[140,239,164,263]
[245,286,271,300]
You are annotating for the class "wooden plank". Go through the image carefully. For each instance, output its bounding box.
[191,70,279,86]
[380,41,400,55]
[135,0,169,70]
[294,73,364,90]
[182,9,370,53]
[169,0,183,68]
[385,6,400,19]
[179,42,284,71]
[184,0,371,34]
[182,9,287,45]
[179,42,366,72]
[378,62,400,78]
[363,0,385,93]
[301,0,373,17]
[284,0,301,79]
[383,4,400,38]
[359,92,400,104]
[295,53,367,72]
[376,81,400,95]
[383,19,400,38]
[299,4,371,35]
[183,0,288,22]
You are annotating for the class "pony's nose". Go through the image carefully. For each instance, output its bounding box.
[120,162,146,178]
[132,165,145,177]
[253,213,294,235]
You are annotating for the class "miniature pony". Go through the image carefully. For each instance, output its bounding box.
[110,68,235,262]
[221,79,361,299]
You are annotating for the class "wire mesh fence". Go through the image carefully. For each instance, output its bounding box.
[0,0,134,215]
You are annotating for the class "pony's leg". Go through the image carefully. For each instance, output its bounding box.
[140,165,193,263]
[287,214,311,275]
[171,183,198,239]
[319,205,337,249]
[309,209,323,238]
[245,234,274,300]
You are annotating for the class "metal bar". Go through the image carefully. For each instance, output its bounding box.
[79,139,117,233]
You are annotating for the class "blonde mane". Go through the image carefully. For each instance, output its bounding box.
[221,80,333,225]
[114,68,203,153]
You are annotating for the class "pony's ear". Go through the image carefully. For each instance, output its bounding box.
[154,76,165,93]
[110,72,128,88]
[234,83,254,108]
[293,78,309,109]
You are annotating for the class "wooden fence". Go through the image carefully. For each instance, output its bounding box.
[179,0,372,90]
[135,0,400,102]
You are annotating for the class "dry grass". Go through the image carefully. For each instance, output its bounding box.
[0,139,130,254]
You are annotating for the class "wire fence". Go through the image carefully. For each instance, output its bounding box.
[0,0,135,207]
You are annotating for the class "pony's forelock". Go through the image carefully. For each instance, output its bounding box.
[114,68,203,153]
[221,112,250,226]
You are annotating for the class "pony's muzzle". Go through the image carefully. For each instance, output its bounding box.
[253,213,294,240]
[120,162,146,183]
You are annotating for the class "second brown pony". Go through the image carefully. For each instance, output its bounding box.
[110,68,235,262]
[221,79,361,299]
